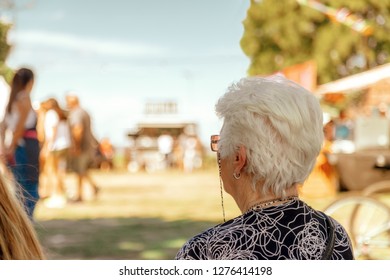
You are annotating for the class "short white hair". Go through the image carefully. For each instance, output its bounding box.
[215,76,323,196]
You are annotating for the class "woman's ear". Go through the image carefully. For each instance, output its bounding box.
[234,146,247,173]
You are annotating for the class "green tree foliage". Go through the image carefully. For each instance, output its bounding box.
[241,0,390,84]
[0,20,12,83]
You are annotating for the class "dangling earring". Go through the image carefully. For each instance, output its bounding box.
[233,172,241,180]
[217,152,226,222]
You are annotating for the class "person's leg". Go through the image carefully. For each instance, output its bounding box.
[52,152,66,196]
[73,152,90,202]
[23,181,40,217]
[45,153,55,197]
[38,147,50,199]
[75,173,83,201]
[86,151,100,198]
[85,170,99,198]
[25,138,40,216]
[12,145,39,218]
[57,159,67,197]
[70,154,84,202]
[43,150,67,208]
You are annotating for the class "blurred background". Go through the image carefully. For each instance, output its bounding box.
[0,0,249,149]
[1,0,390,259]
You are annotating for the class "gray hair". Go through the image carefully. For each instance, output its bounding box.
[215,76,323,196]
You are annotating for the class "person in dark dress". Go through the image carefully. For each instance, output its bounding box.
[176,76,354,260]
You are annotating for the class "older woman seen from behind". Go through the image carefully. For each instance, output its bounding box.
[176,76,353,260]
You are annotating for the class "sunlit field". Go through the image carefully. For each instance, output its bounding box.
[33,168,374,260]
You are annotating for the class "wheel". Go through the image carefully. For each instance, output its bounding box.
[324,196,390,259]
[362,180,390,196]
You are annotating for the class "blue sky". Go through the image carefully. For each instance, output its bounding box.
[3,0,250,146]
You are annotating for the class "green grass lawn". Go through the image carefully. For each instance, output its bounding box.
[33,169,351,260]
[36,217,218,259]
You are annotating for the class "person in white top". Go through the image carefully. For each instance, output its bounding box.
[158,132,174,168]
[0,68,39,218]
[41,98,72,208]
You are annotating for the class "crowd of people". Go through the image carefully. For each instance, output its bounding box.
[155,129,203,172]
[0,68,102,219]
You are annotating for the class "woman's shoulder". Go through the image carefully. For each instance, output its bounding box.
[175,216,246,260]
[175,228,212,260]
[181,221,225,247]
[290,201,354,259]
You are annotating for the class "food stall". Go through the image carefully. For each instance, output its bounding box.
[126,101,202,172]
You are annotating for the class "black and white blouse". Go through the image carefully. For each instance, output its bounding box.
[176,199,354,260]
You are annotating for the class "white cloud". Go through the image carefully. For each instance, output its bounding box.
[8,29,167,58]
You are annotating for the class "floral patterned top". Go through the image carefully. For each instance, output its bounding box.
[176,199,354,260]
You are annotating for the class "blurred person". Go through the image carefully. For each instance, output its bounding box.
[171,135,184,170]
[0,68,40,218]
[157,131,174,169]
[0,172,45,259]
[334,109,354,141]
[300,120,339,197]
[377,102,388,118]
[176,76,353,260]
[65,93,99,202]
[41,98,71,208]
[320,120,337,181]
[179,127,203,172]
[35,99,50,199]
[99,137,114,171]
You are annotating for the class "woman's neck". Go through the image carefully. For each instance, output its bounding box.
[234,183,299,214]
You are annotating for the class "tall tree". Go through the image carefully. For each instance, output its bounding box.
[240,0,390,84]
[0,20,12,83]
